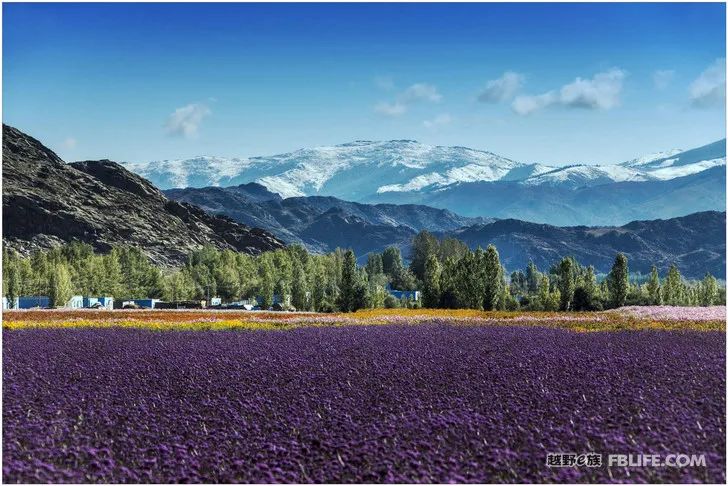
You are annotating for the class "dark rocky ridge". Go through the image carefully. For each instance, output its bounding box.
[2,125,284,265]
[166,183,725,278]
[165,183,489,258]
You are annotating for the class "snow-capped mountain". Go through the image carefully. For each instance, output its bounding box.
[124,140,550,198]
[122,138,725,201]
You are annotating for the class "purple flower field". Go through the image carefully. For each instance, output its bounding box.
[3,324,725,483]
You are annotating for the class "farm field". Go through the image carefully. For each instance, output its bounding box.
[3,307,726,483]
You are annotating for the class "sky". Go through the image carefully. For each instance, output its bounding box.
[3,3,726,166]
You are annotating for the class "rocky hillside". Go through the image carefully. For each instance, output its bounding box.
[2,125,284,265]
[165,183,489,257]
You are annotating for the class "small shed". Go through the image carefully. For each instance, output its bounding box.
[66,296,84,309]
[3,297,19,310]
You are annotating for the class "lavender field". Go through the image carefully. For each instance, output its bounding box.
[3,324,726,483]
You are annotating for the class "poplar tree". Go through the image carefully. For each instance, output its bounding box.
[482,245,503,311]
[49,263,73,307]
[557,257,576,311]
[338,249,358,312]
[291,261,309,310]
[409,231,439,282]
[381,246,403,277]
[699,273,718,306]
[526,261,541,294]
[646,265,661,305]
[663,264,683,306]
[422,254,441,308]
[607,253,629,308]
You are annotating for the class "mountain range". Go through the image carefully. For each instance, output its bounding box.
[2,125,725,278]
[165,183,489,257]
[2,125,284,265]
[125,139,726,225]
[166,183,726,278]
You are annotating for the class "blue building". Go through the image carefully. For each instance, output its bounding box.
[16,296,50,309]
[83,297,99,308]
[387,288,421,301]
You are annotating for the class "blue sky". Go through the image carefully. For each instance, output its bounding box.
[3,3,726,165]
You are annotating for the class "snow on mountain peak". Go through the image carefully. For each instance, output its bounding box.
[621,148,683,168]
[122,139,725,200]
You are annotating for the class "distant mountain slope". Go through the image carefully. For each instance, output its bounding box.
[2,125,284,265]
[439,211,725,279]
[165,183,488,257]
[125,139,725,225]
[367,165,726,226]
[166,183,725,278]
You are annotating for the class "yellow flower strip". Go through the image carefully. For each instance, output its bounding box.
[3,310,724,333]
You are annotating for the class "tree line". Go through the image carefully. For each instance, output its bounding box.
[3,232,725,311]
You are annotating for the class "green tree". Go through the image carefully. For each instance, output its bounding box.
[365,253,384,277]
[258,256,275,309]
[391,266,418,291]
[49,263,74,307]
[663,264,683,306]
[525,261,541,294]
[367,272,389,309]
[509,270,527,296]
[482,245,503,311]
[215,265,241,300]
[381,246,404,277]
[607,253,629,308]
[453,249,480,309]
[646,265,661,305]
[438,238,469,262]
[338,249,358,312]
[422,254,441,308]
[439,256,459,308]
[291,261,309,310]
[537,274,551,310]
[699,273,718,306]
[409,230,439,282]
[4,260,21,309]
[572,265,600,311]
[162,269,196,301]
[557,257,576,311]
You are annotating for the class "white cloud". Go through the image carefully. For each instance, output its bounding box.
[374,101,407,117]
[400,83,442,103]
[653,69,675,90]
[374,82,441,117]
[689,58,726,108]
[62,137,77,150]
[511,68,626,115]
[559,69,625,110]
[478,71,524,103]
[423,113,453,129]
[165,103,211,138]
[512,92,558,115]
